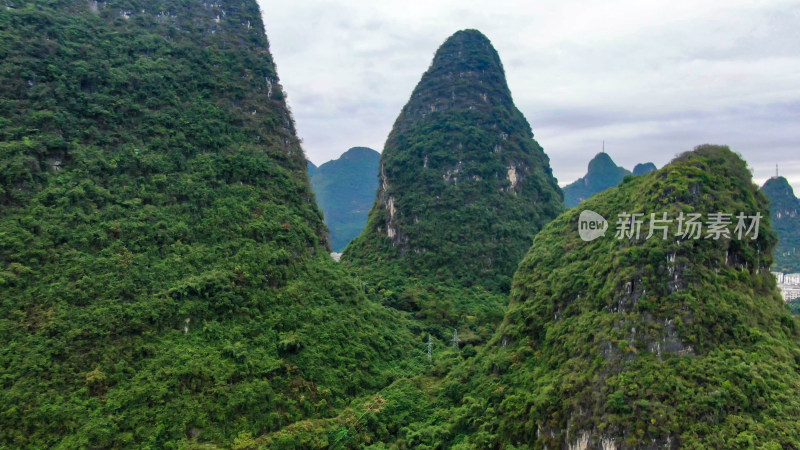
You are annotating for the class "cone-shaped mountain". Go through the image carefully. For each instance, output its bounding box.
[343,29,564,292]
[0,1,415,446]
[420,145,800,447]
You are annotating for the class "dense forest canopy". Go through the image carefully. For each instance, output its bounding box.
[340,29,566,351]
[2,1,798,448]
[391,146,800,448]
[0,1,419,447]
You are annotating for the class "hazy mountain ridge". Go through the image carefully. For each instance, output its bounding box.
[308,147,380,252]
[2,3,798,447]
[563,152,656,207]
[762,176,800,272]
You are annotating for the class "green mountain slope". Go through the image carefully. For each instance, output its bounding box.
[343,29,564,297]
[563,152,631,208]
[762,176,800,272]
[0,2,416,447]
[398,145,800,448]
[309,147,380,252]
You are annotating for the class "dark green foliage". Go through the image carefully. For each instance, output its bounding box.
[563,152,631,208]
[0,1,418,447]
[309,147,380,252]
[391,145,800,447]
[761,176,800,272]
[4,3,796,447]
[343,29,564,300]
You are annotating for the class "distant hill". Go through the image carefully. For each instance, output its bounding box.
[563,152,630,207]
[309,147,380,252]
[307,159,317,177]
[563,153,657,207]
[633,161,657,175]
[762,176,800,272]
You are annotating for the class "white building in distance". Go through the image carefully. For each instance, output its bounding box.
[773,272,800,301]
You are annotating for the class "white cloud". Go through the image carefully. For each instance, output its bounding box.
[258,0,800,192]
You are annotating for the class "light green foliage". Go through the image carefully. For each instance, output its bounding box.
[632,162,657,176]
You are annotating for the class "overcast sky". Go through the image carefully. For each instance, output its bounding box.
[257,0,800,192]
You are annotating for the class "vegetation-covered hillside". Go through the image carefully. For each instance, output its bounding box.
[342,29,564,343]
[309,147,380,252]
[762,176,800,272]
[0,1,418,447]
[344,28,562,293]
[396,145,800,448]
[4,2,796,447]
